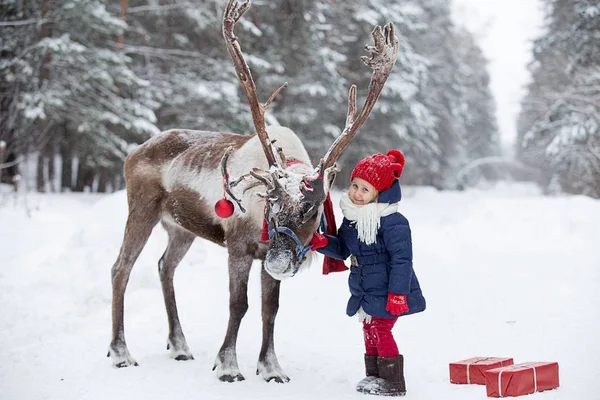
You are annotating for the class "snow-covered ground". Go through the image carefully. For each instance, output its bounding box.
[1,183,599,400]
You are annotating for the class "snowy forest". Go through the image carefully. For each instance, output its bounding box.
[1,0,598,198]
[517,0,600,198]
[1,0,500,193]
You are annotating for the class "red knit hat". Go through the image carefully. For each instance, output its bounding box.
[350,150,405,192]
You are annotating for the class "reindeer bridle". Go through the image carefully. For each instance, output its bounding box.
[267,225,312,268]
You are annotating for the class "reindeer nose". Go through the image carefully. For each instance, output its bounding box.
[265,244,296,280]
[266,248,293,267]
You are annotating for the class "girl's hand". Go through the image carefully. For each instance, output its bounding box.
[386,293,409,315]
[309,232,328,250]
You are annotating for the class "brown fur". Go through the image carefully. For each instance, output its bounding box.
[108,129,313,383]
[163,186,225,245]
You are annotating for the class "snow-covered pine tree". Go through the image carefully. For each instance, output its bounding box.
[2,0,159,192]
[0,0,40,183]
[517,0,600,198]
[454,27,501,185]
[120,0,255,134]
[406,0,466,188]
[322,0,438,186]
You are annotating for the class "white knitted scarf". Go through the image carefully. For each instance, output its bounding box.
[339,193,398,245]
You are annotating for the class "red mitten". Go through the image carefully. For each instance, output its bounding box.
[385,293,409,315]
[309,232,328,251]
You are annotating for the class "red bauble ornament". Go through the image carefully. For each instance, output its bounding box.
[215,199,234,218]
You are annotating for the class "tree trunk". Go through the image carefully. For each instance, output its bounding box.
[47,140,55,192]
[75,158,87,192]
[60,152,72,191]
[97,167,109,193]
[0,142,5,182]
[35,0,52,192]
[37,151,45,192]
[60,123,73,191]
[39,0,52,85]
[85,168,95,192]
[75,158,96,192]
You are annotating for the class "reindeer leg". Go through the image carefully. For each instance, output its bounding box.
[213,253,252,382]
[109,209,159,368]
[256,262,290,383]
[159,222,195,361]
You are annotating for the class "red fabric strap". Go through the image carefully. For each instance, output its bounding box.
[322,193,349,275]
[260,217,270,242]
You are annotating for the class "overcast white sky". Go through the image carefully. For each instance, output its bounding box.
[452,0,546,145]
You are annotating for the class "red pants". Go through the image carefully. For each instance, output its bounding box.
[363,317,399,357]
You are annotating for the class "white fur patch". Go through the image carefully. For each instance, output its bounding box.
[160,126,316,227]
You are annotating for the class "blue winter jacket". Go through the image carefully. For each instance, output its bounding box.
[318,180,426,319]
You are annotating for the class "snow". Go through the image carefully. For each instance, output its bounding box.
[1,183,599,399]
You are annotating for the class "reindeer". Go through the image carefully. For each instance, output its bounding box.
[108,0,399,383]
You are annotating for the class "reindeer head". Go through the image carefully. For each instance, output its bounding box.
[257,167,328,279]
[221,0,399,280]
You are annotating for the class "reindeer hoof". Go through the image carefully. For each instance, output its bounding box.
[267,376,289,383]
[257,359,290,383]
[115,360,139,368]
[257,368,288,383]
[219,373,245,382]
[167,337,193,361]
[256,367,290,383]
[175,354,194,361]
[108,344,138,368]
[213,352,245,382]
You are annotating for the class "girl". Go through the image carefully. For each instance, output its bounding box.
[310,150,426,396]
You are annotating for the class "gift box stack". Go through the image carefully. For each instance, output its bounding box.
[450,357,559,397]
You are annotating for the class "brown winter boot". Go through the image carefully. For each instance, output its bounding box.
[363,355,406,396]
[356,354,379,392]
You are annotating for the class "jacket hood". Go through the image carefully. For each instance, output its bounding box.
[378,179,401,204]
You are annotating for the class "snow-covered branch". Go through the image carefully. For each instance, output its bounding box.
[0,19,41,27]
[119,44,204,59]
[127,3,192,14]
[0,157,21,170]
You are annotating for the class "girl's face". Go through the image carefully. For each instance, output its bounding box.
[349,177,379,205]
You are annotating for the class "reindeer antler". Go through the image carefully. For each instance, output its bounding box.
[220,147,248,212]
[320,23,399,170]
[222,0,287,168]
